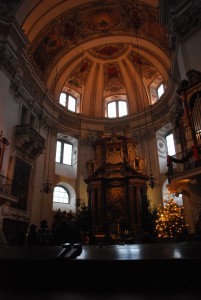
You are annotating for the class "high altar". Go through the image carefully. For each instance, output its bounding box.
[84,132,148,237]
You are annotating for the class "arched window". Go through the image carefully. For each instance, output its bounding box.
[106,100,128,118]
[59,93,77,112]
[55,140,73,165]
[149,76,165,104]
[53,186,70,204]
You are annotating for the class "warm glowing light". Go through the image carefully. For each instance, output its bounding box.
[155,192,189,241]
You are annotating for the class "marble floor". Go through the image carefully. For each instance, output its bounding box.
[0,243,201,299]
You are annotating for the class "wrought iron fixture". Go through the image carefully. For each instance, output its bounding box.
[75,50,84,205]
[144,108,159,189]
[148,173,158,189]
[42,178,53,194]
[76,197,81,207]
[134,34,159,189]
[41,66,58,193]
[0,131,9,172]
[41,123,54,194]
[41,11,66,193]
[145,128,159,189]
[40,88,54,194]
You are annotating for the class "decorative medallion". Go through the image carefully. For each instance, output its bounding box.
[82,8,120,31]
[89,44,128,60]
[33,29,63,73]
[157,138,166,154]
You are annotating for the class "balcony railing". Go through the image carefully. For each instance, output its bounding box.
[0,175,13,194]
[15,124,45,159]
[166,145,201,178]
[0,175,18,205]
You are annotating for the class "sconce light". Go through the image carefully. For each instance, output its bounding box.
[41,177,53,194]
[148,173,159,189]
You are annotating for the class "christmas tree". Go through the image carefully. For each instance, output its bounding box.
[155,191,189,242]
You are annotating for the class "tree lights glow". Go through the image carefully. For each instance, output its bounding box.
[155,191,189,241]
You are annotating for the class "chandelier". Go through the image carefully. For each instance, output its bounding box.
[133,34,159,189]
[41,65,58,194]
[41,123,54,194]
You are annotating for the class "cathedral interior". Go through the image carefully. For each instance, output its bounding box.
[0,0,201,246]
[1,1,201,298]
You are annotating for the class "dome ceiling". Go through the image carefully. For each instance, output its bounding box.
[17,0,171,117]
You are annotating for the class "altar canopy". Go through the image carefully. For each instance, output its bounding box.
[84,132,148,237]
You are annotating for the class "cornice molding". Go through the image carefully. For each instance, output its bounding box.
[170,1,201,49]
[0,0,22,19]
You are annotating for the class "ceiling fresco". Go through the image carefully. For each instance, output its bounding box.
[18,0,171,116]
[104,63,125,94]
[128,50,159,85]
[30,1,168,75]
[82,7,121,31]
[67,58,92,94]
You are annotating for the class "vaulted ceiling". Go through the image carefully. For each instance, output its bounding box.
[16,0,171,118]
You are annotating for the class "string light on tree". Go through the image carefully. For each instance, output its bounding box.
[155,191,189,241]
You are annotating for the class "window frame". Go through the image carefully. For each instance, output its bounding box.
[106,99,128,118]
[157,83,164,99]
[53,185,70,204]
[59,92,77,113]
[55,140,73,165]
